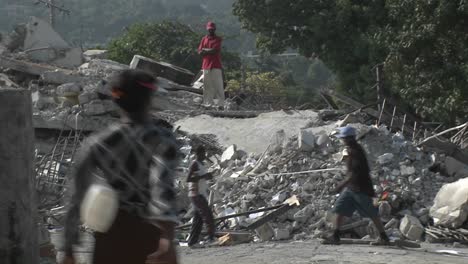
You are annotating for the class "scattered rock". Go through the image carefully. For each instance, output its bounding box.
[274,228,291,240]
[298,129,315,151]
[400,215,424,241]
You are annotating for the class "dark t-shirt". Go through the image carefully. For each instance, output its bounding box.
[346,142,376,197]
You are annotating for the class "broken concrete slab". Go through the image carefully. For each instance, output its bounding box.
[298,129,315,151]
[83,50,108,61]
[0,73,19,88]
[430,177,468,228]
[130,55,195,86]
[0,55,57,76]
[41,70,84,85]
[400,215,424,241]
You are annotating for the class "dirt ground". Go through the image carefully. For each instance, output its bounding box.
[56,234,468,264]
[179,240,468,264]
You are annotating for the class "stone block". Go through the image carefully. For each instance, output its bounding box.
[298,129,315,151]
[400,165,416,176]
[377,153,394,165]
[274,228,290,240]
[255,223,274,241]
[399,215,424,241]
[293,204,315,223]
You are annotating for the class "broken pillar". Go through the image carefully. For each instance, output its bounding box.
[0,88,38,264]
[129,55,195,86]
[274,228,291,240]
[399,215,424,241]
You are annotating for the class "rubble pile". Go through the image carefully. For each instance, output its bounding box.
[194,124,467,242]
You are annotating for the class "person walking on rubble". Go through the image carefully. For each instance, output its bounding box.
[62,69,179,264]
[323,126,390,245]
[186,145,216,247]
[198,21,225,110]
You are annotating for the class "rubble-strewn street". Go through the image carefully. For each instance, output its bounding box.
[179,241,468,264]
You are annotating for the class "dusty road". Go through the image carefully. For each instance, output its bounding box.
[53,231,468,264]
[179,240,468,264]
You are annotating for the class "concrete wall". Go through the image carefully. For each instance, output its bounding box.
[0,88,38,264]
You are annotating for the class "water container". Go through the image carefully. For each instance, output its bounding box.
[80,182,118,233]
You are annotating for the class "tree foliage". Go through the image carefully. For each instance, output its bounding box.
[233,0,468,124]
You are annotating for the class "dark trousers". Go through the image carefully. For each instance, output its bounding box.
[188,195,215,246]
[93,210,160,264]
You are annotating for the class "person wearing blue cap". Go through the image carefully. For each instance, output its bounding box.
[323,126,390,245]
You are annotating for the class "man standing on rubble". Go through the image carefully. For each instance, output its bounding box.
[323,126,390,245]
[62,70,179,264]
[186,146,216,247]
[198,21,225,110]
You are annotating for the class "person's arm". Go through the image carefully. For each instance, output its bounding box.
[63,143,96,258]
[200,37,222,56]
[333,150,352,194]
[186,161,199,182]
[334,176,351,194]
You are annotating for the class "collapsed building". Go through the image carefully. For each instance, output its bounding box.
[0,16,467,263]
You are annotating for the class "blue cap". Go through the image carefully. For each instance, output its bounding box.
[336,126,356,138]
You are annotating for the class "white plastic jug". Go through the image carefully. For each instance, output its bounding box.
[80,182,119,233]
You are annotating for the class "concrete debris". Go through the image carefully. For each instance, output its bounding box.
[430,177,468,228]
[130,55,195,86]
[0,73,19,88]
[377,153,394,165]
[298,129,315,151]
[83,50,108,61]
[400,215,425,241]
[274,228,291,240]
[173,121,468,243]
[22,17,83,68]
[56,83,81,97]
[255,223,275,241]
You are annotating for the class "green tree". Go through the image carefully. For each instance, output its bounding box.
[233,0,467,124]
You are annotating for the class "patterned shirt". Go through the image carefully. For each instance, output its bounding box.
[64,120,179,253]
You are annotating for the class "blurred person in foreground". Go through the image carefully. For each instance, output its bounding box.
[62,69,179,264]
[323,126,390,245]
[186,146,216,247]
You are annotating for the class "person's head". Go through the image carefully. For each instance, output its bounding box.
[109,69,157,121]
[195,145,206,161]
[206,21,216,36]
[336,126,357,146]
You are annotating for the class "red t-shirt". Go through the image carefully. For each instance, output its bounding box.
[198,35,222,69]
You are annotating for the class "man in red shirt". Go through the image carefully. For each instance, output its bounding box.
[198,21,224,109]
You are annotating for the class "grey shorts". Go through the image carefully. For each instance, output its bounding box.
[332,189,378,218]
